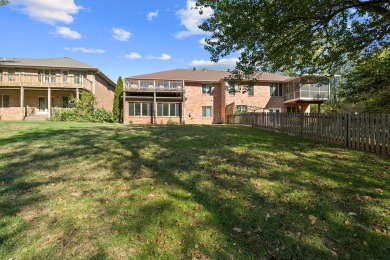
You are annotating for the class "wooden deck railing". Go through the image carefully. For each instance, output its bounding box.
[233,112,390,156]
[0,73,92,91]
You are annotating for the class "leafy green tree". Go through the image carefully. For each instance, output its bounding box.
[339,50,390,113]
[0,0,9,6]
[112,76,123,123]
[196,0,390,79]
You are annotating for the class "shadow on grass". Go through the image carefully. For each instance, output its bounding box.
[0,123,389,258]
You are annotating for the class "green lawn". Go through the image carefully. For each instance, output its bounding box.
[0,121,389,259]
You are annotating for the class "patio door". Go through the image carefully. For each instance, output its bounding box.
[38,97,46,113]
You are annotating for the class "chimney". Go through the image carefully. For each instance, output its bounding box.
[193,67,196,71]
[227,69,230,72]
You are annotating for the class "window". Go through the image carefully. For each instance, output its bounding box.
[228,84,235,96]
[140,81,149,89]
[170,82,182,89]
[268,108,281,113]
[157,102,180,116]
[162,82,170,89]
[62,71,68,83]
[247,84,254,96]
[62,97,70,108]
[0,95,10,108]
[8,69,15,81]
[0,69,3,81]
[73,71,86,84]
[236,105,247,113]
[270,83,283,96]
[129,102,151,116]
[38,70,57,83]
[202,106,212,117]
[202,84,212,94]
[287,107,299,113]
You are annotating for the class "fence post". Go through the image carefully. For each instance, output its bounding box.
[345,113,350,147]
[300,113,304,138]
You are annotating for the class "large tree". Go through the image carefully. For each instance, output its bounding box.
[1,0,9,6]
[112,76,123,123]
[196,0,390,79]
[339,49,390,113]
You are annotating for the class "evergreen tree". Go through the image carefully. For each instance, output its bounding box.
[112,76,123,123]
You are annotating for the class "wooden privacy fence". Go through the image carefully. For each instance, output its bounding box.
[233,113,390,156]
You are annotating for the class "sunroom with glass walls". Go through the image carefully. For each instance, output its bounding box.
[126,101,182,124]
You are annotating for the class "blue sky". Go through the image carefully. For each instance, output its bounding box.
[0,0,239,82]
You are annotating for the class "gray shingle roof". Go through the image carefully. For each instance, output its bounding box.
[127,69,292,82]
[0,57,96,69]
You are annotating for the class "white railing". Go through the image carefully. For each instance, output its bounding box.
[0,73,92,92]
[125,79,184,91]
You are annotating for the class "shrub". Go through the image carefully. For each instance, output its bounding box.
[166,118,178,125]
[94,109,114,123]
[51,91,114,123]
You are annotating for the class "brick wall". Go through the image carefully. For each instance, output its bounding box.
[184,82,220,124]
[0,89,22,120]
[94,74,115,111]
[223,81,287,112]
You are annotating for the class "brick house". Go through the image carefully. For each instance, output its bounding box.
[0,57,115,121]
[123,69,330,124]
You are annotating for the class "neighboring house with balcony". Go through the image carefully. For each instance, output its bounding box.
[123,69,331,124]
[0,57,115,120]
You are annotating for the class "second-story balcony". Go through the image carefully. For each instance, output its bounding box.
[284,76,331,104]
[0,73,92,92]
[125,79,185,92]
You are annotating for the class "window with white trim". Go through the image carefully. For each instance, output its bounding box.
[202,84,212,94]
[247,84,254,96]
[270,83,283,96]
[201,106,212,117]
[62,71,69,83]
[228,84,235,96]
[157,102,180,116]
[236,105,247,113]
[128,102,151,116]
[268,108,281,113]
[8,69,15,82]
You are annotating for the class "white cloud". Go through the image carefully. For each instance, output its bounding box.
[10,0,82,25]
[125,52,142,59]
[157,54,171,60]
[112,28,131,41]
[175,0,213,39]
[148,54,172,60]
[190,58,238,70]
[64,47,105,54]
[54,26,81,39]
[147,9,159,21]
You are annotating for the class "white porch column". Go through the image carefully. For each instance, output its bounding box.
[122,88,126,124]
[48,87,51,118]
[153,91,157,124]
[20,87,24,119]
[76,88,80,101]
